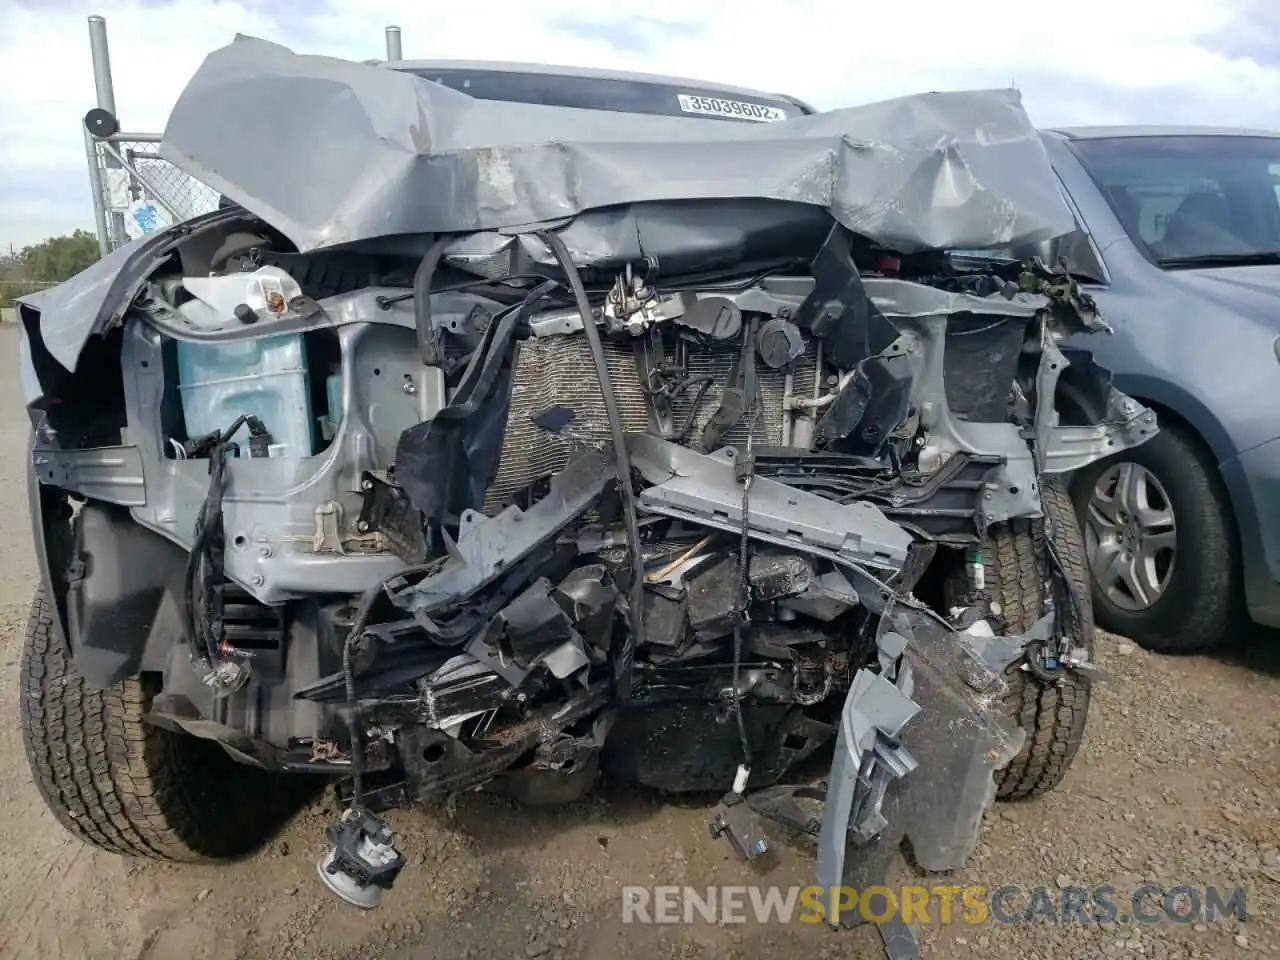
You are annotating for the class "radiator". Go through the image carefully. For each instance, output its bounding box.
[485,330,818,513]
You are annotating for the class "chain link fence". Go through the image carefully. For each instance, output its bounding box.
[93,136,221,250]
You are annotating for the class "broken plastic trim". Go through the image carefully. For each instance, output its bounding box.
[627,434,913,572]
[809,605,1034,922]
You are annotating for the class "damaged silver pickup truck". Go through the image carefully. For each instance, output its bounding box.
[18,38,1155,954]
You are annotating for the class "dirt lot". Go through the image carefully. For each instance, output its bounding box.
[0,324,1277,960]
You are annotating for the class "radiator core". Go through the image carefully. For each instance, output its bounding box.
[485,330,818,513]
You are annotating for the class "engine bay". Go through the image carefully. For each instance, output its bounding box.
[25,209,1152,843]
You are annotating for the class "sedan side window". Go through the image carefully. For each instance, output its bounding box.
[1050,229,1106,283]
[1073,137,1280,265]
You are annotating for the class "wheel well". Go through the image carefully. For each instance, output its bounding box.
[1119,397,1221,477]
[1092,393,1243,569]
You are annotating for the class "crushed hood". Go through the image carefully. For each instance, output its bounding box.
[159,36,1076,255]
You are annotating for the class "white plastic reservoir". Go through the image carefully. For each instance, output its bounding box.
[177,334,315,457]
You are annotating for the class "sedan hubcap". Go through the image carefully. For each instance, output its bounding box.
[1084,462,1177,612]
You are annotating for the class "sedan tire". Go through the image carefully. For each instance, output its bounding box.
[1070,421,1238,653]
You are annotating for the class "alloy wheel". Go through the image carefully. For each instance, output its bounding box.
[1083,461,1177,611]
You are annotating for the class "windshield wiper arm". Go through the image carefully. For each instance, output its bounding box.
[1158,251,1280,268]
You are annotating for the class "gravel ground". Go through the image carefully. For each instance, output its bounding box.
[0,324,1276,959]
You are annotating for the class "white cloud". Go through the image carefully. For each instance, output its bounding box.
[1,0,1277,249]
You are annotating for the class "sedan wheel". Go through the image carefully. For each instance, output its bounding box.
[1084,462,1177,612]
[1069,421,1238,653]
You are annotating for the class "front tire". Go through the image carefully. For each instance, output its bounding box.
[945,479,1093,801]
[1070,422,1238,653]
[19,589,297,861]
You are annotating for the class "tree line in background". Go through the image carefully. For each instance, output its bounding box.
[0,230,101,307]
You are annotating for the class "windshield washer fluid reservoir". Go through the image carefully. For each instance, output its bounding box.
[177,334,314,457]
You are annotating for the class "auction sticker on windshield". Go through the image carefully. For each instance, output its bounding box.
[677,94,788,122]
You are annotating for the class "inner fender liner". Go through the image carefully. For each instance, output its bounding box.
[28,445,74,653]
[66,503,189,689]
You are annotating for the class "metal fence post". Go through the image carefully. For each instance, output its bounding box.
[88,16,117,115]
[385,25,403,61]
[88,15,128,251]
[83,128,111,258]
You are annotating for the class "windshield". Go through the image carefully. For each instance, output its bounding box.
[399,67,805,122]
[1072,135,1280,267]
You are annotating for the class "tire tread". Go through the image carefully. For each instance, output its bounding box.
[19,589,300,861]
[946,479,1093,801]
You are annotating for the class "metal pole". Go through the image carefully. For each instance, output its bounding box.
[87,15,117,116]
[88,15,128,250]
[83,127,111,257]
[385,25,402,61]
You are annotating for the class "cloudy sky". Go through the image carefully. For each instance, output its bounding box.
[1,0,1278,251]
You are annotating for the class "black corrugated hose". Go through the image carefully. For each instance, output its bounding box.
[535,229,646,702]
